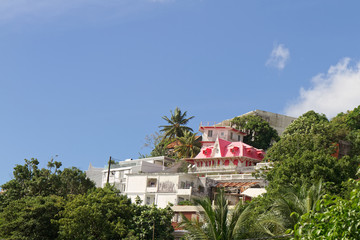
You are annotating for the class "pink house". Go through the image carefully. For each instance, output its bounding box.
[185,137,265,174]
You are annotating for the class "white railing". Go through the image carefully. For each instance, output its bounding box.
[177,187,192,196]
[146,187,157,193]
[206,174,256,181]
[255,162,273,170]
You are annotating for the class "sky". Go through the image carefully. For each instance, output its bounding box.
[1,0,360,185]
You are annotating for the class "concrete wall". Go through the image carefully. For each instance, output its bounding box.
[126,175,147,193]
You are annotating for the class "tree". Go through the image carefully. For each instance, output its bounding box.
[129,197,174,240]
[0,159,95,209]
[265,110,360,194]
[259,181,325,235]
[57,186,133,240]
[231,115,279,150]
[159,107,194,140]
[181,188,252,240]
[0,195,63,240]
[292,179,360,240]
[174,131,201,158]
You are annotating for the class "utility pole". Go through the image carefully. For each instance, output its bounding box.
[152,221,155,240]
[106,156,112,184]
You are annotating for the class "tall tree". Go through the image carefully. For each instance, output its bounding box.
[0,159,95,209]
[259,181,325,235]
[174,131,201,158]
[265,110,360,194]
[181,188,252,240]
[231,115,279,150]
[0,195,63,240]
[129,197,174,240]
[159,107,194,140]
[57,186,132,240]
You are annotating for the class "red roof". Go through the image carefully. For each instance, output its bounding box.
[195,138,265,161]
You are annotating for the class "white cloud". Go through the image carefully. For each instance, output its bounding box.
[284,58,360,118]
[266,44,290,70]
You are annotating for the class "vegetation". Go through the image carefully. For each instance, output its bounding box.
[292,179,360,240]
[159,107,195,140]
[0,160,175,240]
[181,188,253,240]
[231,115,279,150]
[174,131,201,158]
[141,107,200,160]
[3,106,360,239]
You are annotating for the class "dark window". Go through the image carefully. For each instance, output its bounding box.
[208,130,213,137]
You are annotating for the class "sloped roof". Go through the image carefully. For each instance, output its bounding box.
[195,137,265,161]
[216,182,258,188]
[241,188,267,198]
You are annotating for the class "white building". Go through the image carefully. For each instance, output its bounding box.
[124,173,209,208]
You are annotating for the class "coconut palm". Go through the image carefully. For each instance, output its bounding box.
[174,131,201,158]
[181,188,253,240]
[159,107,194,140]
[259,180,324,236]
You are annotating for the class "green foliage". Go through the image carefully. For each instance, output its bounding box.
[231,115,279,150]
[178,200,193,206]
[292,179,360,240]
[266,151,358,194]
[174,131,201,158]
[130,198,174,240]
[159,107,194,140]
[1,158,95,209]
[58,186,132,240]
[0,195,63,240]
[181,189,253,240]
[265,109,360,195]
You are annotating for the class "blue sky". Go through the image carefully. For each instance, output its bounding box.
[1,0,360,185]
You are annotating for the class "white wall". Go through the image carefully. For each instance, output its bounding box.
[156,194,177,208]
[126,175,147,193]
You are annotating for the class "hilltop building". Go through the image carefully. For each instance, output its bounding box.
[218,109,296,136]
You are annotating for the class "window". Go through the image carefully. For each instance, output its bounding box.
[208,130,213,137]
[221,132,224,136]
[238,135,241,141]
[147,178,157,187]
[230,132,233,139]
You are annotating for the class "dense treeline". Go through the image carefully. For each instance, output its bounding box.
[0,159,173,240]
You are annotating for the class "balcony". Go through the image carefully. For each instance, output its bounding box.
[177,187,192,196]
[146,187,158,193]
[206,174,256,181]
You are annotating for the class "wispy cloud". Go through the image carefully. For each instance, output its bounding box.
[284,58,360,118]
[266,43,290,70]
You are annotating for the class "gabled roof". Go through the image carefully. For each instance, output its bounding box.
[194,137,265,161]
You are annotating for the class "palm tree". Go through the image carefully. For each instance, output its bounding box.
[159,107,194,140]
[258,181,324,236]
[181,188,252,240]
[174,131,201,158]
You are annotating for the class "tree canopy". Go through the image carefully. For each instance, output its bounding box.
[292,179,360,240]
[0,160,175,240]
[159,107,194,140]
[231,115,279,150]
[265,109,360,194]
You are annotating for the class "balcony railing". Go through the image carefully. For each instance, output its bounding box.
[206,174,256,181]
[177,187,192,196]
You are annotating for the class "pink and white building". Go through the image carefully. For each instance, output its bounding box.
[185,124,265,174]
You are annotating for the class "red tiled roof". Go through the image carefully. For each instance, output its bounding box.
[216,182,258,188]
